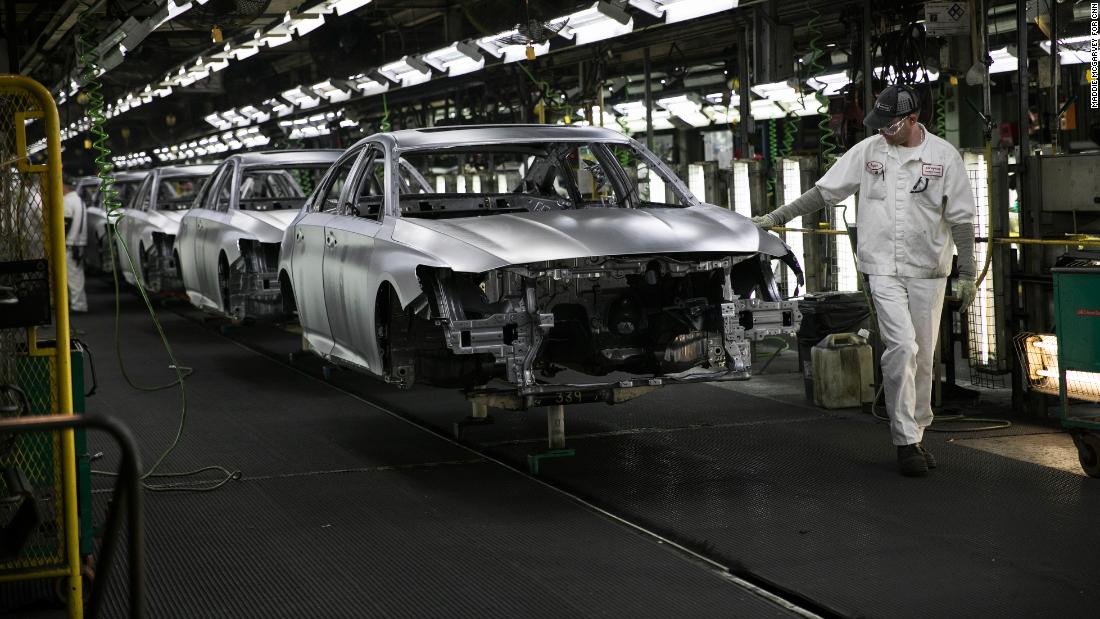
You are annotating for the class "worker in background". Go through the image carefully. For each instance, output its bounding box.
[62,177,88,313]
[752,85,976,477]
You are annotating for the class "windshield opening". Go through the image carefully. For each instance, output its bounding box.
[157,175,206,210]
[396,141,690,219]
[112,180,144,209]
[78,184,99,206]
[239,165,329,211]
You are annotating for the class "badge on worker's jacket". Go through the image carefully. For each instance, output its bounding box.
[921,163,944,177]
[866,161,884,175]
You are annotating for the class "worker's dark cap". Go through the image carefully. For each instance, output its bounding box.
[864,85,920,129]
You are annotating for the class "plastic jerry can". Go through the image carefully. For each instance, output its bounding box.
[811,332,874,409]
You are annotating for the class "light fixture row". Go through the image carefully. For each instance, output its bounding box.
[153,126,271,162]
[90,0,375,124]
[76,0,738,133]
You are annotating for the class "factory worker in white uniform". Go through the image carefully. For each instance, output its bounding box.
[62,176,88,312]
[753,85,977,476]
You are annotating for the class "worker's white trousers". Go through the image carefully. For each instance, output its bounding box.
[866,275,947,446]
[67,249,87,312]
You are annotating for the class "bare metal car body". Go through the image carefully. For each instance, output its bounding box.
[279,125,802,404]
[177,150,341,319]
[115,164,216,293]
[84,171,147,273]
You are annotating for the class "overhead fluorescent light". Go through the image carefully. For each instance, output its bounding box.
[751,80,801,102]
[477,30,550,63]
[349,72,391,96]
[288,11,327,37]
[229,40,261,61]
[613,100,675,132]
[807,70,850,96]
[264,97,295,117]
[422,42,485,77]
[629,0,737,23]
[154,1,194,29]
[202,54,230,73]
[146,83,172,98]
[705,91,740,106]
[1039,35,1098,65]
[657,93,712,127]
[989,46,1018,74]
[377,56,432,88]
[205,112,231,130]
[750,99,784,120]
[312,78,355,103]
[778,98,820,117]
[282,85,322,109]
[554,2,633,46]
[705,103,739,124]
[574,106,622,131]
[323,0,372,16]
[255,15,294,48]
[220,108,251,126]
[238,105,271,123]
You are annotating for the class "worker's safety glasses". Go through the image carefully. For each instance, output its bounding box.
[878,117,908,136]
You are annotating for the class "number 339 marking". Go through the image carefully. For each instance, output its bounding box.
[555,391,583,404]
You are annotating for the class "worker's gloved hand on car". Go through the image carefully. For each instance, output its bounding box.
[751,214,778,229]
[957,278,977,312]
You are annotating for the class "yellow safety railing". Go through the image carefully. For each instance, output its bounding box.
[0,75,81,618]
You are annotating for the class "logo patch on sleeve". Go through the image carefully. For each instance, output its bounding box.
[866,161,884,175]
[921,163,944,177]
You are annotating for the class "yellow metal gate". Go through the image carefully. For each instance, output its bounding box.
[0,75,82,617]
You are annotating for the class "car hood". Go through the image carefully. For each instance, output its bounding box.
[157,210,186,224]
[394,204,788,268]
[241,209,298,232]
[151,210,185,235]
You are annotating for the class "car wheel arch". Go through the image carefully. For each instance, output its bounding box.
[217,251,231,312]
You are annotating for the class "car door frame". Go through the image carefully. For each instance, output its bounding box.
[290,146,368,356]
[119,172,155,286]
[325,143,387,370]
[180,161,233,310]
[202,160,241,312]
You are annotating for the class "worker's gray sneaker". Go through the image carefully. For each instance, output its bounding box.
[897,444,929,476]
[917,443,937,469]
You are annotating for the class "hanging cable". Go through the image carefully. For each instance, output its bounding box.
[517,62,574,122]
[380,94,391,131]
[934,82,947,139]
[76,5,240,492]
[806,3,838,171]
[765,120,778,209]
[781,116,798,160]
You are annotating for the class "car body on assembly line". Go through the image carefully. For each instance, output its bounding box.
[84,170,148,273]
[114,164,217,294]
[177,149,341,319]
[279,125,802,404]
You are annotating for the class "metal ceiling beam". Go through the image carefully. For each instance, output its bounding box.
[21,0,102,75]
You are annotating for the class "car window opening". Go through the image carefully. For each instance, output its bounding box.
[397,141,688,219]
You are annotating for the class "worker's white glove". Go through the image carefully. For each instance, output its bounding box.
[751,214,778,229]
[957,278,977,312]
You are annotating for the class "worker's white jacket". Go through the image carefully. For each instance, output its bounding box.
[63,190,87,247]
[815,125,975,278]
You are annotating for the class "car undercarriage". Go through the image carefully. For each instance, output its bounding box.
[379,251,801,402]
